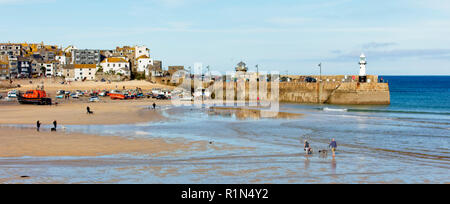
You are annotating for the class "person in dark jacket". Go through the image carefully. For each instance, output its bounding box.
[304,140,312,155]
[53,120,57,129]
[329,138,338,157]
[36,121,41,132]
[152,103,156,110]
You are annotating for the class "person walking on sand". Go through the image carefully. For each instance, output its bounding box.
[329,138,338,157]
[53,120,57,129]
[87,106,92,114]
[36,121,41,132]
[152,102,156,110]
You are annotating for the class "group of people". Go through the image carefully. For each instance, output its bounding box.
[304,138,338,157]
[36,120,57,132]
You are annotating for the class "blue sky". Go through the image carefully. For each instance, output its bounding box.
[1,0,450,75]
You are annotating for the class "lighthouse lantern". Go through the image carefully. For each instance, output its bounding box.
[359,53,368,83]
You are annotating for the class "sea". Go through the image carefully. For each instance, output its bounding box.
[1,76,449,183]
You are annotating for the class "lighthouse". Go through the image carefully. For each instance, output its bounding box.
[359,53,367,83]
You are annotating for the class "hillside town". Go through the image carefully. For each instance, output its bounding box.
[0,42,186,82]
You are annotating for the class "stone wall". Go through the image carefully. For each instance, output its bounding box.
[205,81,390,105]
[277,82,390,105]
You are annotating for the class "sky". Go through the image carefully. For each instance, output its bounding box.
[1,0,450,75]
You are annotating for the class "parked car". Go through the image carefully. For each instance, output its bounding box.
[71,93,79,99]
[305,77,317,83]
[56,90,65,95]
[156,94,168,100]
[89,96,100,102]
[99,91,109,97]
[56,95,64,99]
[7,90,18,98]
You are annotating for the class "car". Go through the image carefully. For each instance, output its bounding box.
[305,77,317,83]
[56,90,65,95]
[71,93,79,99]
[98,91,109,97]
[156,94,168,100]
[56,95,64,99]
[89,96,100,102]
[7,90,18,98]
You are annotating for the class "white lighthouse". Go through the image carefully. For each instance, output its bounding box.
[359,53,367,83]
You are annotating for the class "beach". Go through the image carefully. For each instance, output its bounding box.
[0,127,215,157]
[0,101,168,125]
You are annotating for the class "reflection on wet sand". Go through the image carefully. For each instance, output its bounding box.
[209,107,303,120]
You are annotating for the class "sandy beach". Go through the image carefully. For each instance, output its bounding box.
[0,126,215,157]
[0,101,169,125]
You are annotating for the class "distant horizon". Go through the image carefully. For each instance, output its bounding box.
[1,0,450,75]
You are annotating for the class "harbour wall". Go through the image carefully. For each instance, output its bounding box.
[177,75,391,105]
[276,82,390,105]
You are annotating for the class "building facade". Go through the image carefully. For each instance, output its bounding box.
[72,49,100,64]
[74,64,98,81]
[0,43,22,56]
[0,60,9,79]
[136,55,153,75]
[17,57,32,78]
[100,57,130,77]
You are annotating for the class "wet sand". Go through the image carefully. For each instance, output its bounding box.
[0,127,214,157]
[210,107,303,120]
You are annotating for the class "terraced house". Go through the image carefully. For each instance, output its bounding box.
[100,57,130,77]
[74,64,98,81]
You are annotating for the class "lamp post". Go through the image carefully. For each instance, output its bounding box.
[318,63,322,103]
[318,63,322,82]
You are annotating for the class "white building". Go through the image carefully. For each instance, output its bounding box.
[134,45,150,59]
[55,55,68,65]
[136,55,153,76]
[43,62,55,77]
[100,57,130,77]
[74,64,97,81]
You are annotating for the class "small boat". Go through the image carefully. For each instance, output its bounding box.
[110,93,126,100]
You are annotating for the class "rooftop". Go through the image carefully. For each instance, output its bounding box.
[74,64,97,69]
[101,57,128,63]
